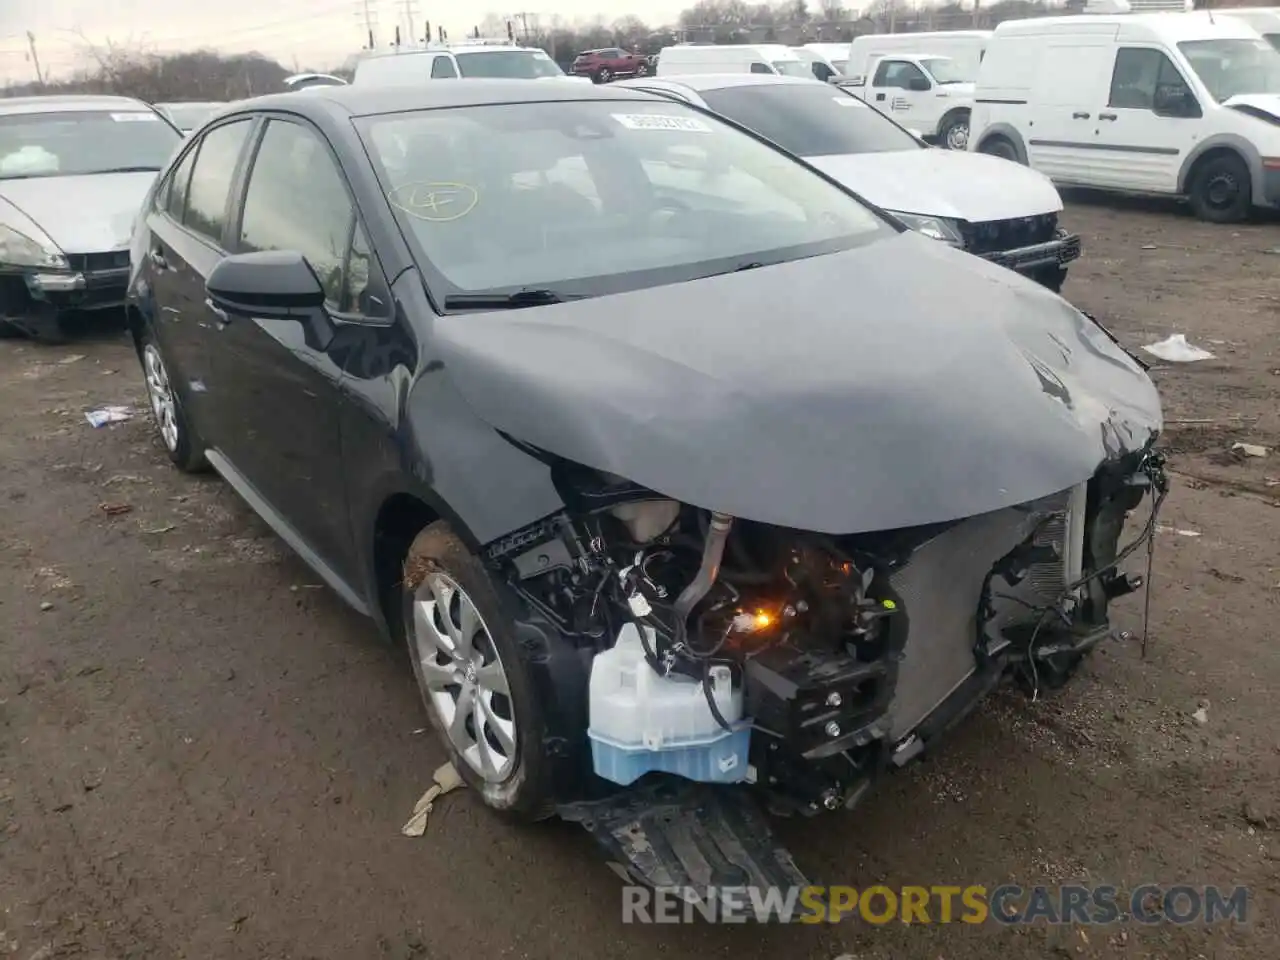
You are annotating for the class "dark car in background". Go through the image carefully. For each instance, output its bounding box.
[572,47,648,83]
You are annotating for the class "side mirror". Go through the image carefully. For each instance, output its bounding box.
[206,250,326,319]
[908,77,931,92]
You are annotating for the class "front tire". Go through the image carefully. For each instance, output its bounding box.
[939,111,970,151]
[1188,152,1252,224]
[138,330,207,473]
[595,67,612,84]
[402,522,556,821]
[978,136,1021,163]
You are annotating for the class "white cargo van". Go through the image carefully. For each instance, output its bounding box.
[1220,7,1280,50]
[843,32,991,149]
[352,41,571,85]
[969,9,1280,222]
[656,44,811,78]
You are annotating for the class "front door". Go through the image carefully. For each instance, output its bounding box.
[869,59,931,131]
[1091,46,1201,193]
[208,117,368,587]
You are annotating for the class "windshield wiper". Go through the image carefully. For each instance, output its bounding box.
[94,165,164,174]
[443,288,583,310]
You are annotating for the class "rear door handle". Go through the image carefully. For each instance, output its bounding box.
[1099,112,1118,121]
[1072,111,1091,119]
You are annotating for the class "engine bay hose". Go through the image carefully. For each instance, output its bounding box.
[673,512,734,650]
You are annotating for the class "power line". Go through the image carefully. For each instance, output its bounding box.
[356,0,380,49]
[398,0,419,48]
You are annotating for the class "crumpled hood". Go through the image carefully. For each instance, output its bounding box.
[434,232,1162,535]
[0,171,157,254]
[805,149,1063,221]
[1224,93,1280,124]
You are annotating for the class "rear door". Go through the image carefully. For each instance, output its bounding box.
[143,117,256,433]
[209,116,383,586]
[1025,41,1117,183]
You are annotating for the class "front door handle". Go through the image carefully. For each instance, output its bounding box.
[1099,112,1118,121]
[1072,111,1091,119]
[204,298,230,325]
[875,93,886,101]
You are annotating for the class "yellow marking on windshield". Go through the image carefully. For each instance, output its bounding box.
[388,181,479,222]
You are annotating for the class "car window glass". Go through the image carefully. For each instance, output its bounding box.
[700,84,920,157]
[749,62,773,74]
[875,61,926,88]
[239,119,354,307]
[431,56,458,78]
[362,101,892,299]
[1109,48,1194,111]
[342,222,380,315]
[166,148,198,220]
[183,119,253,244]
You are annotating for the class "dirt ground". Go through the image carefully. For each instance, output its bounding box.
[2,198,1278,960]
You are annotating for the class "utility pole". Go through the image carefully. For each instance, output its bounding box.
[26,31,44,87]
[512,12,537,42]
[397,0,418,49]
[355,0,379,50]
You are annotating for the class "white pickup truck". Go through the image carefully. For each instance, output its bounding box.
[841,53,977,150]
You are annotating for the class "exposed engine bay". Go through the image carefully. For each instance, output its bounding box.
[487,447,1168,840]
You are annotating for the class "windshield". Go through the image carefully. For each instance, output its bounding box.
[360,100,892,303]
[160,103,221,131]
[701,84,921,157]
[0,110,181,180]
[1178,38,1280,100]
[455,50,564,78]
[772,60,812,78]
[831,59,848,73]
[920,57,970,84]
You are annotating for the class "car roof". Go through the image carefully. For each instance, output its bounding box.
[619,73,825,93]
[0,94,151,116]
[224,78,668,119]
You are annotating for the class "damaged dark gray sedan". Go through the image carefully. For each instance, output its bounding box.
[127,80,1167,896]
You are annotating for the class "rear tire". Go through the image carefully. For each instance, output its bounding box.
[137,328,207,473]
[402,522,557,822]
[595,67,612,84]
[1188,152,1252,224]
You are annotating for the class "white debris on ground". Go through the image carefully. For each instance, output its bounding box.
[1231,442,1269,458]
[401,761,464,837]
[1141,334,1215,363]
[84,406,133,427]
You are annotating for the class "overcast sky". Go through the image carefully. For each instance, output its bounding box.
[0,0,693,82]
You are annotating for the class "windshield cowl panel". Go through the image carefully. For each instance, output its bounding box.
[359,99,895,307]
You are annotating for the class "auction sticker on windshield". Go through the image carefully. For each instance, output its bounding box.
[111,113,159,122]
[612,114,712,133]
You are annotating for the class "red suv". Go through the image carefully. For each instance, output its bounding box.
[572,48,648,84]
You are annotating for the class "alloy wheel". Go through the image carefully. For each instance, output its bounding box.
[411,572,518,783]
[143,343,180,452]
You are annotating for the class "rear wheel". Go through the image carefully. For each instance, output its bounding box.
[1188,152,1251,224]
[139,330,207,473]
[595,67,613,84]
[402,522,556,821]
[978,136,1021,164]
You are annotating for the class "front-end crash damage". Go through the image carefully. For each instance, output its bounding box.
[430,235,1167,891]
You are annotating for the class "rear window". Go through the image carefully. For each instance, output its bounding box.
[700,84,921,157]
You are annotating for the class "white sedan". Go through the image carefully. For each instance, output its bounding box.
[617,73,1082,292]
